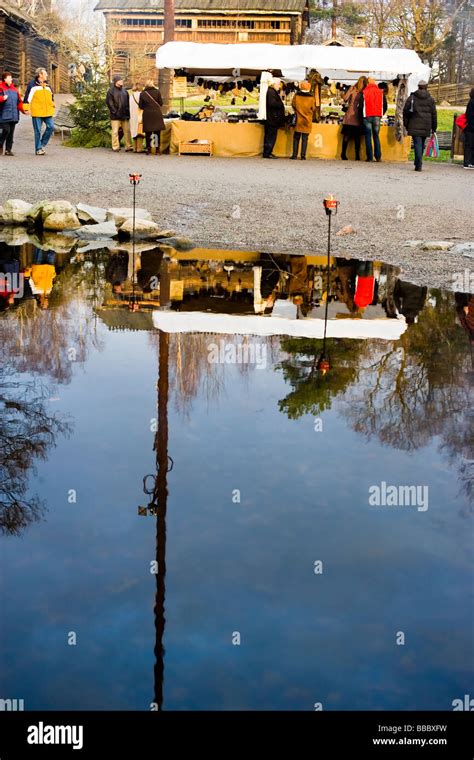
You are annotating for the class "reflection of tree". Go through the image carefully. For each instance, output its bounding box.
[0,366,70,536]
[277,337,366,419]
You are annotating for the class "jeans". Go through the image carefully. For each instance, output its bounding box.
[263,124,279,157]
[413,136,427,170]
[363,116,381,161]
[32,116,54,152]
[0,121,16,152]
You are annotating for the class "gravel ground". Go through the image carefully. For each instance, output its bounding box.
[1,114,472,290]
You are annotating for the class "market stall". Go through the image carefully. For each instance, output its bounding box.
[156,42,430,161]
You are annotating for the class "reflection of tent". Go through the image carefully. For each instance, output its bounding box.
[156,42,430,91]
[152,310,407,340]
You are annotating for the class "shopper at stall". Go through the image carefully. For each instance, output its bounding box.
[129,82,145,153]
[291,81,316,160]
[139,80,165,155]
[362,77,384,162]
[340,76,367,161]
[106,75,132,153]
[0,71,25,156]
[263,78,285,159]
[403,80,437,172]
[462,87,474,169]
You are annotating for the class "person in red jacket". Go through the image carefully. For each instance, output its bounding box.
[362,78,384,162]
[0,71,25,156]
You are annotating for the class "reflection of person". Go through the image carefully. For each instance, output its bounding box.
[341,76,366,161]
[137,248,163,292]
[291,81,316,161]
[263,78,285,159]
[0,71,25,156]
[393,280,427,324]
[30,248,56,309]
[129,83,145,154]
[403,80,437,172]
[106,76,132,153]
[105,251,129,294]
[455,293,474,343]
[138,80,165,155]
[354,261,377,309]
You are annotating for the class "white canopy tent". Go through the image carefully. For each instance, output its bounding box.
[156,41,431,92]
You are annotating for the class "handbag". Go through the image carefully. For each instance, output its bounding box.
[455,113,467,131]
[424,132,439,158]
[288,112,297,128]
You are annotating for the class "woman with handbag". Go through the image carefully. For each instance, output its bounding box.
[462,88,474,169]
[129,82,146,153]
[340,76,367,161]
[138,80,165,155]
[403,80,437,172]
[291,81,316,160]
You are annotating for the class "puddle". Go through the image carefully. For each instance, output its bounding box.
[0,237,473,710]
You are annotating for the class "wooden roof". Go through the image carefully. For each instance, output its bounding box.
[95,0,307,13]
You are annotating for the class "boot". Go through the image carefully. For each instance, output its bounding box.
[341,137,348,160]
[301,134,308,160]
[354,137,360,161]
[291,132,300,159]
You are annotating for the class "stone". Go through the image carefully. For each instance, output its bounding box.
[421,241,455,251]
[106,207,152,226]
[70,221,118,239]
[164,236,195,251]
[76,203,107,224]
[77,240,119,253]
[336,225,356,236]
[119,218,163,238]
[155,229,176,239]
[0,199,33,225]
[41,200,81,231]
[43,211,82,231]
[38,233,77,253]
[463,250,474,259]
[26,200,49,223]
[404,240,424,248]
[451,242,474,255]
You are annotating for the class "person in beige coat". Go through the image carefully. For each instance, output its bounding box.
[291,81,316,160]
[129,83,145,153]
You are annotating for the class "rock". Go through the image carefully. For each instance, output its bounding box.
[336,225,356,236]
[41,200,81,231]
[421,241,454,251]
[0,226,32,245]
[26,200,49,223]
[451,242,474,255]
[77,240,119,253]
[119,218,163,238]
[106,207,152,226]
[77,203,107,224]
[404,240,424,248]
[36,232,77,253]
[156,229,176,239]
[463,250,474,259]
[164,236,195,251]
[70,221,118,239]
[0,199,33,225]
[43,211,81,231]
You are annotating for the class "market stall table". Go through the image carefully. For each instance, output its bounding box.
[169,120,411,160]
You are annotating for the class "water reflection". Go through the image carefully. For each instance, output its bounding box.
[0,234,472,710]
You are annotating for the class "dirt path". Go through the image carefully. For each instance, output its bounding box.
[1,115,472,290]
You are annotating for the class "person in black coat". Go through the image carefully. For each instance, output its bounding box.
[463,87,474,169]
[106,76,132,152]
[394,280,427,324]
[138,80,165,155]
[403,80,437,171]
[263,78,286,159]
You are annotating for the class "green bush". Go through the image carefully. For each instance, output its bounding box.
[66,79,112,149]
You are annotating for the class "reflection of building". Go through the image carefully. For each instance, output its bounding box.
[0,1,69,91]
[95,0,310,81]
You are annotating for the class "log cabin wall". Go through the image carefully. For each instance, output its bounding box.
[0,6,70,92]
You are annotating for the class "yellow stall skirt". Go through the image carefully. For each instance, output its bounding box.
[169,121,411,161]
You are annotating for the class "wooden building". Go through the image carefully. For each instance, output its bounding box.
[0,0,69,92]
[95,0,310,81]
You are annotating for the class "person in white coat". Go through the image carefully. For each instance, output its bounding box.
[129,83,145,153]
